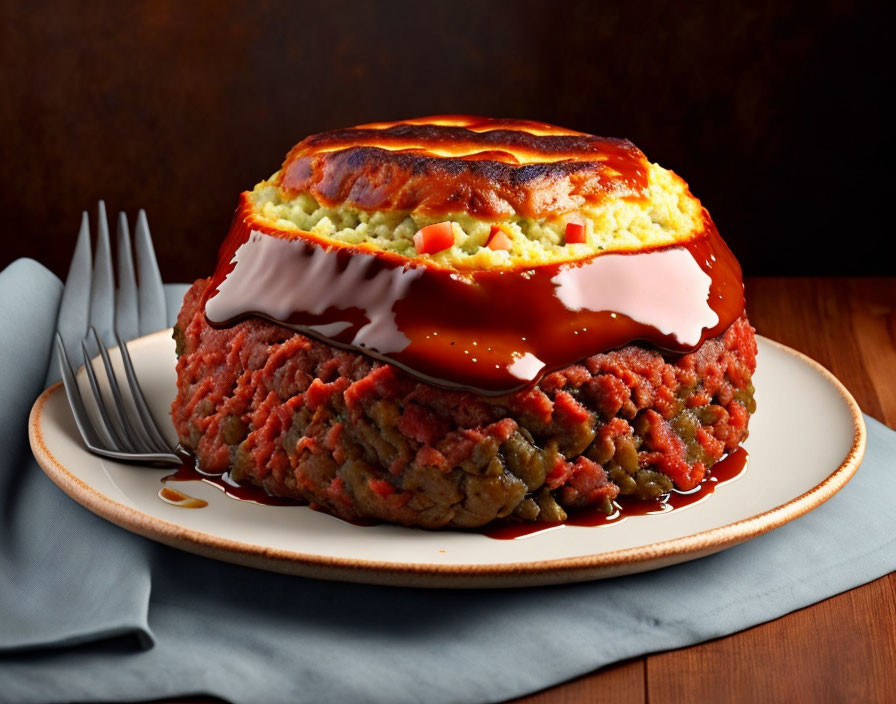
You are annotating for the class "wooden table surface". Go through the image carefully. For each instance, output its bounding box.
[509,277,896,704]
[164,277,895,704]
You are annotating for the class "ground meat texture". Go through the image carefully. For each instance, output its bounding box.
[171,278,758,529]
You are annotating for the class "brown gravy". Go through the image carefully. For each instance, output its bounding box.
[158,449,747,537]
[162,459,300,506]
[157,486,208,509]
[484,447,748,539]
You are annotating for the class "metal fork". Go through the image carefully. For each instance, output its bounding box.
[55,202,182,466]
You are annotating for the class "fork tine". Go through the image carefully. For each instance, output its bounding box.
[134,210,167,336]
[115,331,173,453]
[55,334,105,449]
[115,213,139,342]
[59,332,180,464]
[57,205,182,467]
[79,338,127,451]
[90,201,116,349]
[112,215,169,453]
[56,212,92,363]
[88,327,139,453]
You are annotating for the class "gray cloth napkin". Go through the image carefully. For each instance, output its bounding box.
[1,257,894,704]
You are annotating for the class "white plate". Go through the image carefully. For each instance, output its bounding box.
[29,332,865,588]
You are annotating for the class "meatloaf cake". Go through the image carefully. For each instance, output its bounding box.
[172,115,757,529]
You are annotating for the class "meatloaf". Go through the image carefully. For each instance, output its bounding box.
[173,287,755,529]
[171,115,757,528]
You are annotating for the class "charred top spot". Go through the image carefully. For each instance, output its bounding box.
[279,115,650,218]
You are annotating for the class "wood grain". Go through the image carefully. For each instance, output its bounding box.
[507,660,645,704]
[646,579,896,704]
[498,277,896,704]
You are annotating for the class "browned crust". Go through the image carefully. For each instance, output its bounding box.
[279,115,650,219]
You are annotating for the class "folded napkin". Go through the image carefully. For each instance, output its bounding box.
[1,258,894,704]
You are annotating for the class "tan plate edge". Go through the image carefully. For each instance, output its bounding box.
[28,333,866,588]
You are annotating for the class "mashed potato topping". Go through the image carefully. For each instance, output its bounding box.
[248,161,703,270]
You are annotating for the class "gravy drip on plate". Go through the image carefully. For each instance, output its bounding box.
[204,200,744,394]
[484,447,748,539]
[163,459,299,506]
[157,450,748,535]
[157,486,208,509]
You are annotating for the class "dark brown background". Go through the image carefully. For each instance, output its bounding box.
[0,0,890,283]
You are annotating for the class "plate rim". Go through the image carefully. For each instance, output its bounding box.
[28,332,867,587]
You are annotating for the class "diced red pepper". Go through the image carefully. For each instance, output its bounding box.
[565,222,586,244]
[414,222,455,254]
[486,225,512,251]
[368,478,396,497]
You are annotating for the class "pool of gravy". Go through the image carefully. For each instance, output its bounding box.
[158,449,748,540]
[484,447,748,539]
[162,458,300,507]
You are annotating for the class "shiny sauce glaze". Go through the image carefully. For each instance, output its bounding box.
[161,458,375,525]
[163,459,300,506]
[203,195,744,395]
[157,486,208,509]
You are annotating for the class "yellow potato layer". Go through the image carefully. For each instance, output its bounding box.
[248,162,703,270]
